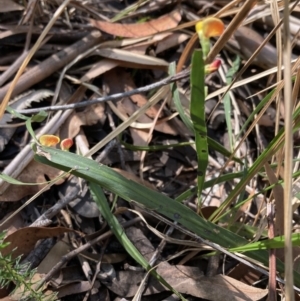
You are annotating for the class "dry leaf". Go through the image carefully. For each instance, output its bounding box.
[60,103,106,139]
[80,59,119,82]
[0,212,24,236]
[0,0,24,12]
[103,68,159,117]
[90,10,181,38]
[125,32,171,54]
[2,226,75,258]
[156,33,190,54]
[228,263,262,287]
[38,240,70,274]
[116,223,266,301]
[108,264,268,300]
[57,282,92,299]
[129,127,150,147]
[96,48,168,68]
[0,160,64,202]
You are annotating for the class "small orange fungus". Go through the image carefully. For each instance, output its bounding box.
[39,135,60,147]
[195,18,224,38]
[60,138,73,151]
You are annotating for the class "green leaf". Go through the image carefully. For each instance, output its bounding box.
[190,50,208,205]
[0,172,54,186]
[223,56,240,151]
[169,62,194,132]
[31,111,48,122]
[6,106,28,120]
[229,233,300,252]
[25,111,48,144]
[33,146,300,286]
[169,62,243,164]
[122,140,193,151]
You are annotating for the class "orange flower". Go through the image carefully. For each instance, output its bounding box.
[195,17,224,58]
[195,17,224,38]
[205,59,222,73]
[39,135,60,147]
[60,138,73,151]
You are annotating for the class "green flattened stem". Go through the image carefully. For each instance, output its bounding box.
[190,50,208,207]
[32,145,300,286]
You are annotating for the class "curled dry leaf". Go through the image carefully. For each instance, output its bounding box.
[90,10,181,38]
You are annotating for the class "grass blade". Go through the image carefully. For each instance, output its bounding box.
[32,146,300,286]
[190,49,208,206]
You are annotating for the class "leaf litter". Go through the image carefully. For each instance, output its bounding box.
[0,0,300,300]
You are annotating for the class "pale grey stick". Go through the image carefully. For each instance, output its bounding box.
[16,68,190,114]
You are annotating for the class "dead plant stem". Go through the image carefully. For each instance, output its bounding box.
[16,69,190,115]
[283,0,294,298]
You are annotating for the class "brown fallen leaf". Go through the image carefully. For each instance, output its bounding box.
[108,264,267,301]
[95,48,168,70]
[0,0,24,12]
[57,281,92,299]
[0,160,64,202]
[129,127,151,147]
[0,212,24,236]
[59,103,106,139]
[37,240,70,274]
[2,226,76,258]
[80,58,119,82]
[228,263,262,287]
[90,10,181,38]
[121,222,267,301]
[103,68,178,134]
[156,33,190,54]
